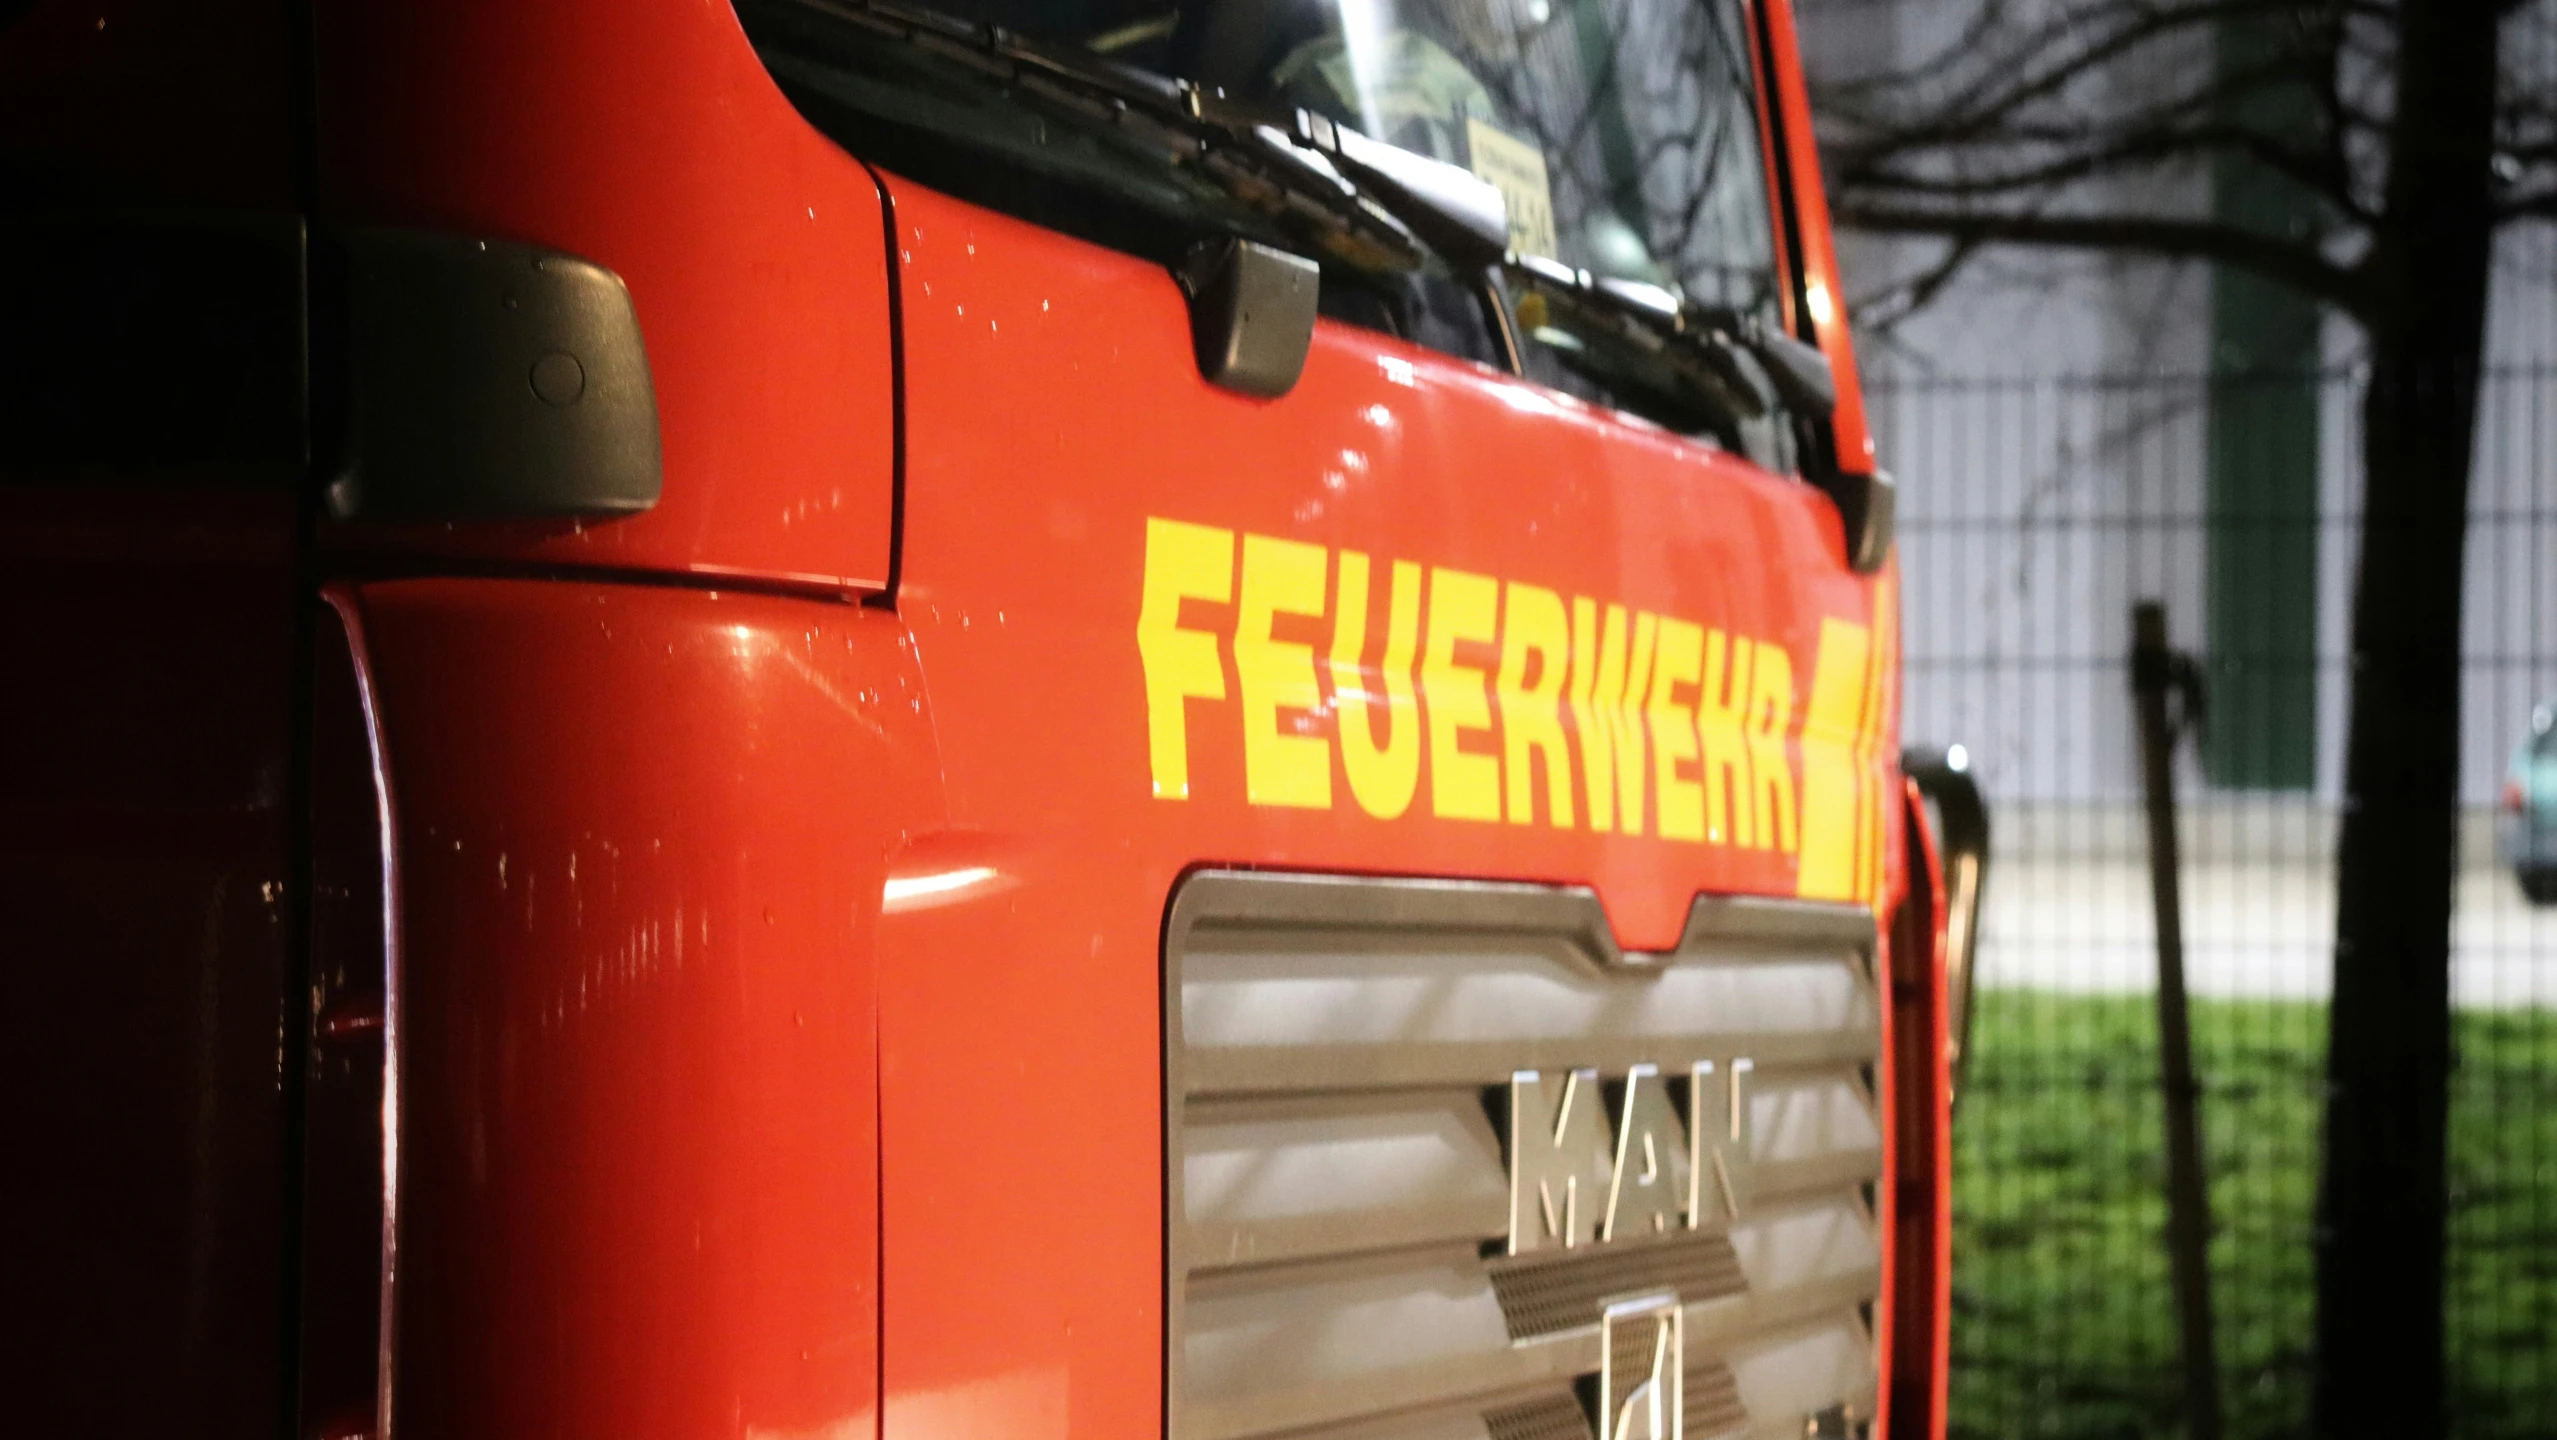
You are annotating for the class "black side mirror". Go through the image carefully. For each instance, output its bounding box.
[1816,466,1895,574]
[329,228,662,522]
[1175,237,1320,400]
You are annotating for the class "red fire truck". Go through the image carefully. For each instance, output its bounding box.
[0,1,1983,1437]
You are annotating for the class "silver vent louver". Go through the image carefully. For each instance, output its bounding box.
[1165,871,1887,1440]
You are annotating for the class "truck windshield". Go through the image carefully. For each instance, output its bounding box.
[744,0,1796,448]
[968,0,1784,326]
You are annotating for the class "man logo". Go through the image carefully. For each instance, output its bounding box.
[1601,1292,1684,1440]
[1504,1061,1757,1440]
[1506,1059,1755,1255]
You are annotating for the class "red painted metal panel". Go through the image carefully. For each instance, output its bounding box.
[1762,0,1879,478]
[312,0,898,594]
[872,173,1905,1440]
[352,578,937,1438]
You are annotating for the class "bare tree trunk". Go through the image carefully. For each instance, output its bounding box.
[2312,7,2503,1435]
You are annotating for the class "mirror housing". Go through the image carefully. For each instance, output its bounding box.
[1177,237,1319,399]
[329,228,662,522]
[1815,466,1895,574]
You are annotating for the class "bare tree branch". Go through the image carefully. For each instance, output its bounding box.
[1846,234,1987,329]
[1807,0,2557,319]
[1830,200,2370,311]
[1839,120,2368,223]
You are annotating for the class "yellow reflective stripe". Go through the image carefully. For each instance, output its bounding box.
[1795,616,1871,900]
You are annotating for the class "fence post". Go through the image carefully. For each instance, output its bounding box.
[2131,600,2226,1440]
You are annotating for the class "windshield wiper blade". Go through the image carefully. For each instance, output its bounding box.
[1263,109,1838,431]
[1220,96,1834,431]
[756,0,1428,273]
[1279,109,1509,269]
[1511,256,1767,427]
[1507,255,1837,438]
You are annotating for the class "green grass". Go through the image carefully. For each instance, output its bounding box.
[1946,992,2557,1440]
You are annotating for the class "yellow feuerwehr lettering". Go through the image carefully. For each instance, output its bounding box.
[1137,512,1829,840]
[1622,614,1659,833]
[1137,518,1234,800]
[1567,600,1655,835]
[1797,617,1872,899]
[1235,533,1332,809]
[1647,618,1706,842]
[1567,600,1607,827]
[1330,550,1423,819]
[1498,582,1575,828]
[1747,640,1799,854]
[1699,629,1755,847]
[1423,566,1503,822]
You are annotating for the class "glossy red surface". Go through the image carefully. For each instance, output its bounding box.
[1889,780,1956,1440]
[348,579,938,1438]
[312,0,897,594]
[1761,0,1878,475]
[873,172,1907,1439]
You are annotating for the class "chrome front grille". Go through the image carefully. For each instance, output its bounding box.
[1165,872,1884,1440]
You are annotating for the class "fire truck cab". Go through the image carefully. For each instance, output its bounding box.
[0,1,1961,1437]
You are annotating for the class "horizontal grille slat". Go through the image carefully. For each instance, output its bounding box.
[1178,1262,1881,1440]
[1184,1029,1878,1093]
[1728,1197,1882,1297]
[1685,1360,1750,1438]
[1725,1316,1882,1433]
[1167,873,1884,1440]
[1484,1393,1593,1440]
[1183,1091,1508,1270]
[1489,1232,1747,1339]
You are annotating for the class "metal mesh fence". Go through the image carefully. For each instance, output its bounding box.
[1877,366,2557,1439]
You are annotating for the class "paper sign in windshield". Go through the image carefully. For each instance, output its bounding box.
[1467,117,1560,260]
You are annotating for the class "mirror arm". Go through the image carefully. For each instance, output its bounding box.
[1905,749,1991,1108]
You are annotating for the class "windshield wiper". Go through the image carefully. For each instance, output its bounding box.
[1269,102,1836,439]
[1508,257,1834,425]
[746,0,1429,274]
